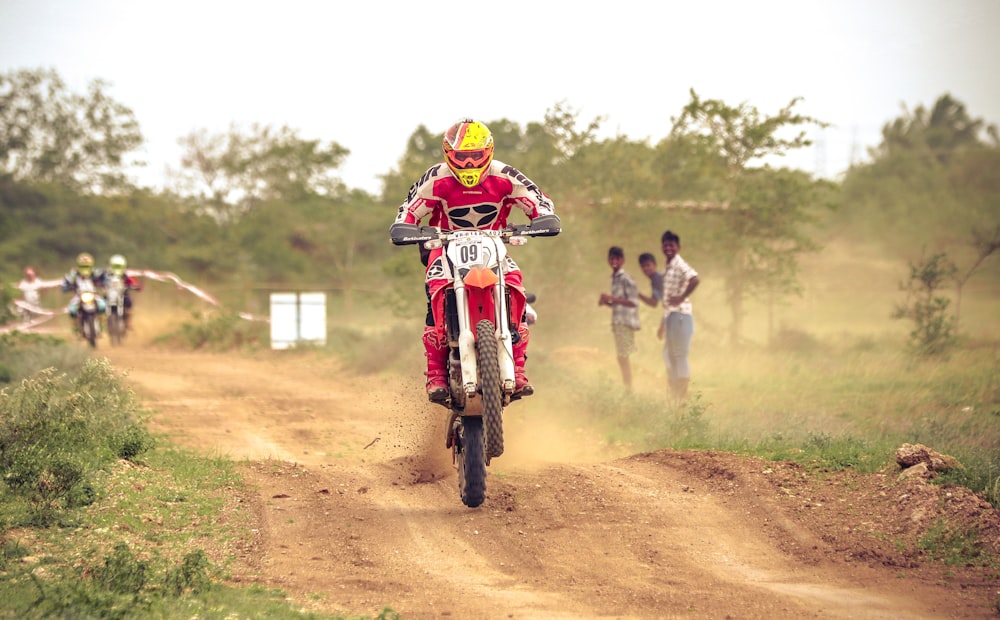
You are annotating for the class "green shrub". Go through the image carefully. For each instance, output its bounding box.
[95,542,149,595]
[0,283,17,326]
[110,425,156,460]
[0,332,88,383]
[157,309,267,350]
[163,550,211,596]
[329,323,414,374]
[0,359,152,525]
[918,519,991,567]
[892,253,957,356]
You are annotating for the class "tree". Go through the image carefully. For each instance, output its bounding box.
[841,94,1000,322]
[953,224,1000,332]
[874,93,997,165]
[668,89,828,345]
[892,253,957,356]
[0,67,143,193]
[378,124,442,204]
[171,123,350,225]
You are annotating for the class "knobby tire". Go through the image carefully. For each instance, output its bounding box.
[457,416,486,508]
[108,310,124,346]
[83,314,97,348]
[475,319,505,459]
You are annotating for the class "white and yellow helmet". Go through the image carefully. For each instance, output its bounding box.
[443,119,494,188]
[109,254,127,276]
[76,252,95,276]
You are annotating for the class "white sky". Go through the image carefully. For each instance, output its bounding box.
[2,0,998,195]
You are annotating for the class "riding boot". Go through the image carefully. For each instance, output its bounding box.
[423,326,449,403]
[513,323,533,396]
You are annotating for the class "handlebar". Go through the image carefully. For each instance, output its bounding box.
[389,214,560,246]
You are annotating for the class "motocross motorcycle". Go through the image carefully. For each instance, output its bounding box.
[391,214,560,507]
[105,275,127,346]
[75,279,104,348]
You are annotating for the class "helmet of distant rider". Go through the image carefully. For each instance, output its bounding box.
[76,252,95,276]
[443,119,494,188]
[109,254,127,276]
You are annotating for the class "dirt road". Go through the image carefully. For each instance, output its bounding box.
[100,345,1000,619]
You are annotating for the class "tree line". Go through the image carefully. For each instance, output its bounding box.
[2,67,998,347]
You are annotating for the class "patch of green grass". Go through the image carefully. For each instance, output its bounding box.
[327,323,415,375]
[155,309,268,351]
[918,519,995,567]
[0,359,154,526]
[0,332,89,384]
[1,435,400,620]
[545,336,1000,505]
[0,340,399,619]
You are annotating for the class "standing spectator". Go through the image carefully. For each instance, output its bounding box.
[637,252,664,308]
[17,267,43,309]
[599,246,641,389]
[658,230,700,401]
[15,267,45,322]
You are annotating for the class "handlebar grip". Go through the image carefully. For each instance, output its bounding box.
[523,214,561,237]
[389,223,437,246]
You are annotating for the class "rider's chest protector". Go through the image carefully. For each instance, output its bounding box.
[426,175,518,230]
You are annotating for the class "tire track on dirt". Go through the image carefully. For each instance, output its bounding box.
[102,346,991,619]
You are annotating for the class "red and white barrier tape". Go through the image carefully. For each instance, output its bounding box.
[2,269,267,335]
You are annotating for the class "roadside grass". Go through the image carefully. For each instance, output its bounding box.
[918,519,995,567]
[0,332,89,385]
[530,334,1000,508]
[2,447,399,619]
[0,337,399,620]
[153,309,269,351]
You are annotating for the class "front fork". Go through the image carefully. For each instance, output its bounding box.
[453,280,516,399]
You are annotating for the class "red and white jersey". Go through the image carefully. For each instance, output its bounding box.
[394,159,555,230]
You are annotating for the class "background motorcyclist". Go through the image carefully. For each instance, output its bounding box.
[61,252,107,323]
[106,254,143,330]
[390,118,559,403]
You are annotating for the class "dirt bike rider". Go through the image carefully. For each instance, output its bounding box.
[106,254,143,329]
[390,118,560,403]
[61,252,107,324]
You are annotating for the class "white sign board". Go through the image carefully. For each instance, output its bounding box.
[270,292,326,349]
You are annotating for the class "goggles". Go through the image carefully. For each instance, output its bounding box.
[448,148,490,169]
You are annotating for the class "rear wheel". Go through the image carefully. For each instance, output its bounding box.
[475,319,504,459]
[456,416,486,508]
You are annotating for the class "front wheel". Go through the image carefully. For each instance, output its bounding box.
[475,319,505,459]
[81,314,97,348]
[456,416,486,508]
[107,311,124,346]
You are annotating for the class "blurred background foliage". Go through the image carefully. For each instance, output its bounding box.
[1,67,998,350]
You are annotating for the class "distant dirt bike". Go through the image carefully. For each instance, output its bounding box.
[74,280,103,348]
[391,216,560,507]
[105,275,127,346]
